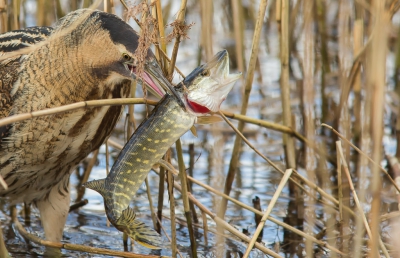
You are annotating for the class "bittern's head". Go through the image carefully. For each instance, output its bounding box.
[52,9,166,97]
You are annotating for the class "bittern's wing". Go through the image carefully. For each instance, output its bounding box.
[0,26,53,54]
[0,26,53,141]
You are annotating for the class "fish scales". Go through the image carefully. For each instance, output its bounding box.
[83,50,241,249]
[105,95,195,220]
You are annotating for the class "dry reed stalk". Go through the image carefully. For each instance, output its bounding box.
[36,0,46,26]
[154,46,185,77]
[337,4,353,251]
[156,159,344,255]
[275,0,281,22]
[321,124,400,198]
[223,111,335,166]
[153,0,169,74]
[76,149,100,202]
[315,0,330,122]
[208,131,225,255]
[175,139,197,257]
[336,141,344,252]
[145,178,157,229]
[302,0,317,255]
[336,141,390,257]
[219,111,348,214]
[221,111,306,141]
[0,175,7,189]
[353,19,363,144]
[201,211,208,245]
[0,98,157,128]
[332,30,375,132]
[243,169,293,257]
[69,199,88,212]
[167,169,177,258]
[24,202,31,225]
[154,216,184,258]
[319,143,338,258]
[167,0,187,79]
[0,221,9,258]
[221,0,269,217]
[352,21,364,252]
[13,218,165,258]
[322,124,400,193]
[200,0,213,61]
[367,3,387,255]
[171,181,282,257]
[231,0,245,72]
[187,144,198,223]
[251,197,262,242]
[353,139,370,258]
[279,0,296,170]
[104,0,108,12]
[0,0,7,33]
[127,81,137,138]
[105,141,110,174]
[12,0,19,29]
[156,165,166,233]
[119,0,128,10]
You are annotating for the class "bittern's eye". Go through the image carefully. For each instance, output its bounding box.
[122,53,133,62]
[201,69,210,76]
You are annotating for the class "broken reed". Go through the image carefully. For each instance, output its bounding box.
[4,0,400,257]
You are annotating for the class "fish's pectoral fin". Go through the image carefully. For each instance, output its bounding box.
[190,125,197,137]
[82,178,106,196]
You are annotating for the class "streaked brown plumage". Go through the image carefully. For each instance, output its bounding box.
[0,9,165,243]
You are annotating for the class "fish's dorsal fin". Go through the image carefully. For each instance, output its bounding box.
[83,179,106,196]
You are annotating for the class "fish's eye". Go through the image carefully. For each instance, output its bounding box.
[201,69,210,76]
[122,53,132,62]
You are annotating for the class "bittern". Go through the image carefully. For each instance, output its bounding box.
[0,9,173,243]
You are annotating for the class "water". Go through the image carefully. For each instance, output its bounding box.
[0,3,311,255]
[3,1,400,257]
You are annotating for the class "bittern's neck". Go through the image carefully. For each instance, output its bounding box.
[20,43,101,106]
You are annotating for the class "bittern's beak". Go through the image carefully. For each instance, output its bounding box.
[184,50,242,113]
[142,58,185,108]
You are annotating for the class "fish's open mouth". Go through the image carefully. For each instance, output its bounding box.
[183,50,242,114]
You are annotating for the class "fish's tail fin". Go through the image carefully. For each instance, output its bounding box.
[117,207,165,249]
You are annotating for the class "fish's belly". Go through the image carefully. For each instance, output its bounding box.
[108,100,196,214]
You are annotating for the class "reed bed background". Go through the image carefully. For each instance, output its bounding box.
[1,0,400,257]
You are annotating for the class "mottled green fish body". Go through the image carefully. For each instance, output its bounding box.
[84,50,241,249]
[84,94,195,248]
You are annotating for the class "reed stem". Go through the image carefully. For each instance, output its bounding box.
[221,0,269,218]
[175,139,197,257]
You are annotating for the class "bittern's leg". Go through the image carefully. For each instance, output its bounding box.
[36,179,70,242]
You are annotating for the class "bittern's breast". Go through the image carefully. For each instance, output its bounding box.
[0,80,130,203]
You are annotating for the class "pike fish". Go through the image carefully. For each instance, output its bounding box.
[83,50,241,249]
